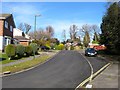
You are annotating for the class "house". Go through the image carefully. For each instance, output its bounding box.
[89,43,99,48]
[0,14,16,52]
[14,36,30,46]
[13,28,31,46]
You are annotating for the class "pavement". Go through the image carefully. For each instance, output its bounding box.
[89,57,120,88]
[2,50,109,88]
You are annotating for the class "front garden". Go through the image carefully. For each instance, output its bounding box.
[0,43,59,74]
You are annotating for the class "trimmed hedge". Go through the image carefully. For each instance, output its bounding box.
[30,43,38,54]
[16,44,25,57]
[25,46,32,56]
[5,44,16,60]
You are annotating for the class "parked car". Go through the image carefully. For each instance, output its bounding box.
[93,45,106,51]
[41,46,50,51]
[85,48,97,56]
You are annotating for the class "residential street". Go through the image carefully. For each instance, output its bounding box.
[2,50,109,88]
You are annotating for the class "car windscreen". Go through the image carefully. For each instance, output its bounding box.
[86,48,95,52]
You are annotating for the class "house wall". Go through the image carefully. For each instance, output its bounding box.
[0,36,3,51]
[3,16,14,38]
[20,41,29,46]
[0,15,15,51]
[0,20,4,36]
[13,28,23,36]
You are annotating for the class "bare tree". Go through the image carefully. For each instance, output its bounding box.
[69,24,78,40]
[18,23,25,31]
[18,23,31,34]
[80,24,91,46]
[24,23,31,34]
[81,24,91,33]
[46,25,54,37]
[92,25,99,33]
[29,26,54,40]
[92,25,100,42]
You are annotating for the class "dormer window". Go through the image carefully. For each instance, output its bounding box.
[5,21,8,29]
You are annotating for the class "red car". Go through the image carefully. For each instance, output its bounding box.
[93,45,106,51]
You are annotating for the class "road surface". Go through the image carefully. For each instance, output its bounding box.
[2,50,109,88]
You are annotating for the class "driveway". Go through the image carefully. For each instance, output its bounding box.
[2,50,109,88]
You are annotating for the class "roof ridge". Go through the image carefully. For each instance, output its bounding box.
[0,13,12,19]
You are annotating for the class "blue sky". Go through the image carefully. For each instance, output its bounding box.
[1,2,107,41]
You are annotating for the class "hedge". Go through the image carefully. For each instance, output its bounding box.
[5,44,16,60]
[16,44,25,57]
[25,46,32,56]
[30,43,38,55]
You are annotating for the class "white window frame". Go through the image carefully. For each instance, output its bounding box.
[5,21,8,29]
[4,38,7,46]
[10,25,13,32]
[4,36,11,46]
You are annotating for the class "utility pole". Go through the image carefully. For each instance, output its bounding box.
[34,14,41,39]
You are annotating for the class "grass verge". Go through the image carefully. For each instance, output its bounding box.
[1,50,59,64]
[0,53,30,64]
[2,55,51,73]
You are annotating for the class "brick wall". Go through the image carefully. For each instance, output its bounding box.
[0,20,3,36]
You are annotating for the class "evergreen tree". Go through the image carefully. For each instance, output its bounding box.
[93,32,99,43]
[100,2,120,54]
[83,31,90,48]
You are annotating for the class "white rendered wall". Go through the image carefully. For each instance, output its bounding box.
[13,28,23,36]
[0,36,3,51]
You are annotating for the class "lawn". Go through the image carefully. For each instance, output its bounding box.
[1,50,59,65]
[0,53,8,60]
[0,53,12,64]
[2,55,51,73]
[0,53,39,64]
[0,53,24,64]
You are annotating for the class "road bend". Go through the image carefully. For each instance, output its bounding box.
[2,50,109,88]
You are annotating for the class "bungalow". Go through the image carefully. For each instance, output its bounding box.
[0,14,16,52]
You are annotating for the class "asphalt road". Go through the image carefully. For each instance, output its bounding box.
[2,50,109,88]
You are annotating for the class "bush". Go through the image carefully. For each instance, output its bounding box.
[55,44,65,50]
[70,45,74,50]
[30,43,38,55]
[92,40,99,44]
[5,44,16,60]
[25,46,32,56]
[45,45,51,49]
[16,44,25,57]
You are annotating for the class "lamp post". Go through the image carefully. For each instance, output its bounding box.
[34,14,41,39]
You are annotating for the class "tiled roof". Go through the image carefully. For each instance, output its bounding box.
[14,36,30,41]
[0,14,12,19]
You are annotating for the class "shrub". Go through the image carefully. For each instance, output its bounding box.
[70,45,74,50]
[92,40,99,44]
[45,45,51,49]
[16,44,25,57]
[55,44,65,50]
[5,44,16,60]
[30,43,38,55]
[25,46,32,56]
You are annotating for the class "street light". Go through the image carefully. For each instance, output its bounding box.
[34,14,41,39]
